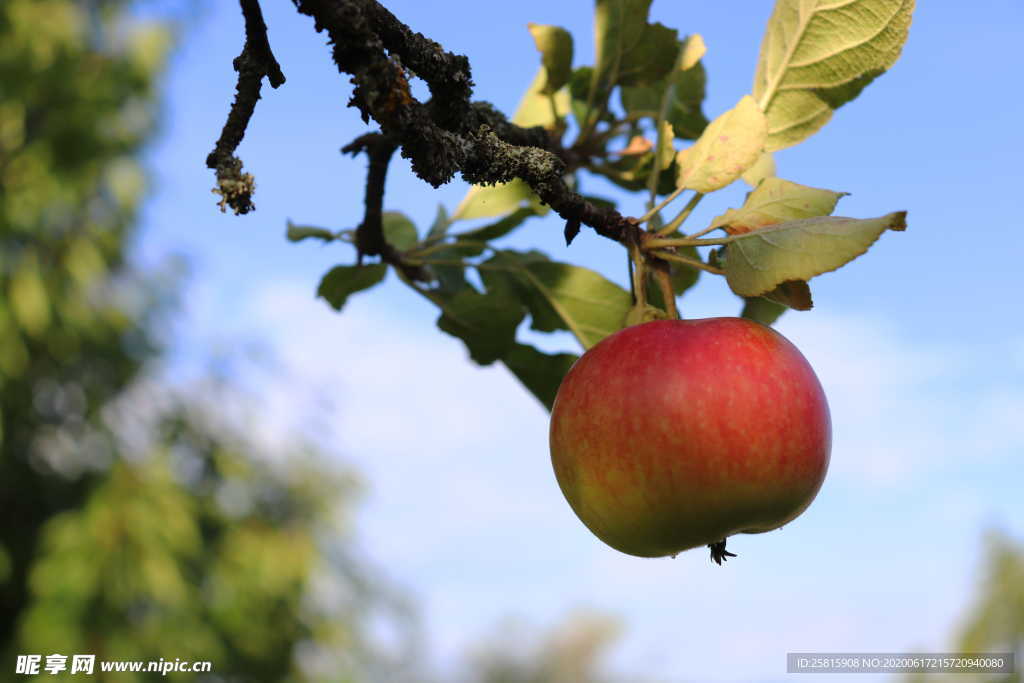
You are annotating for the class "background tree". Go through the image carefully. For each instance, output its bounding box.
[904,531,1024,683]
[462,611,625,683]
[0,1,417,679]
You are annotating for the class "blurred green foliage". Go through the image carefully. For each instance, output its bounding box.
[0,1,417,680]
[958,533,1024,675]
[465,611,625,683]
[903,531,1024,683]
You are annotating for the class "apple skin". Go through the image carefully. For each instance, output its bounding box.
[549,317,831,558]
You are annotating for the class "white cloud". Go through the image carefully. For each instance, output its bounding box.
[778,312,1022,485]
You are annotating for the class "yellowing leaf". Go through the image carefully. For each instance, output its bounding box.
[511,68,571,129]
[678,33,706,71]
[724,211,907,297]
[742,151,776,187]
[710,177,847,235]
[675,95,766,193]
[753,0,915,151]
[453,66,567,224]
[452,179,547,222]
[528,23,574,94]
[656,121,675,170]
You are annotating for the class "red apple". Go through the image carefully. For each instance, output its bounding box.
[549,317,830,559]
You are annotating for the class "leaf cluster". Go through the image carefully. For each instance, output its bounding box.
[293,0,915,409]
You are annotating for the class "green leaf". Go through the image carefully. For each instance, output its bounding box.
[317,264,387,311]
[452,179,548,222]
[482,251,632,350]
[592,152,677,195]
[675,95,767,193]
[742,151,776,187]
[424,204,450,245]
[617,22,679,86]
[592,0,654,94]
[569,66,605,132]
[458,206,537,242]
[528,23,574,94]
[425,247,468,295]
[511,68,571,130]
[669,245,702,294]
[723,211,907,297]
[655,120,675,171]
[753,0,915,151]
[435,285,524,365]
[382,211,418,251]
[740,296,787,326]
[665,34,710,140]
[286,221,335,243]
[501,343,578,412]
[709,177,848,235]
[620,33,709,140]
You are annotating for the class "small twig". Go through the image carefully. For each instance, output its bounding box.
[342,132,428,282]
[646,234,738,249]
[636,186,687,226]
[656,192,704,236]
[206,0,286,215]
[684,221,723,240]
[409,239,491,258]
[240,0,285,87]
[649,249,725,275]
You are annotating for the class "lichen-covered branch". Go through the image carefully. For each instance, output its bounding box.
[207,0,286,215]
[284,0,642,246]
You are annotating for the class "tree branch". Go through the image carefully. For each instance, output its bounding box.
[340,133,428,281]
[285,0,642,245]
[206,0,286,215]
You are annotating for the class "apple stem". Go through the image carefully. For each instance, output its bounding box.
[628,241,649,308]
[708,539,737,565]
[653,260,679,319]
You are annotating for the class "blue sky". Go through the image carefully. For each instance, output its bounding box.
[137,1,1023,680]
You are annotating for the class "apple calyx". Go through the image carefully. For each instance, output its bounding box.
[708,539,737,565]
